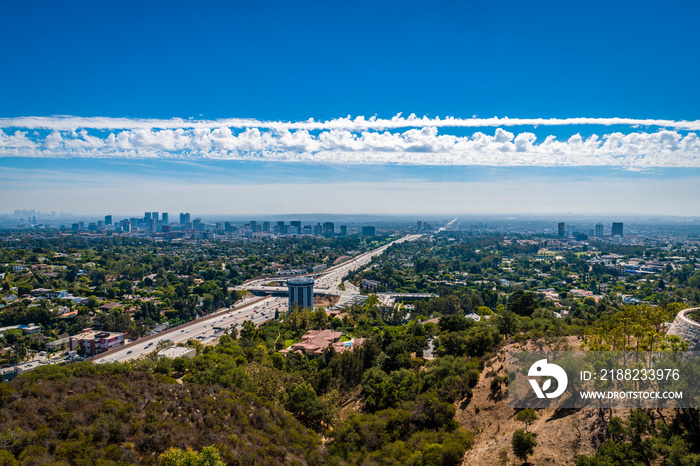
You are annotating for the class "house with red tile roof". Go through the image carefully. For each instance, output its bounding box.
[280,329,365,357]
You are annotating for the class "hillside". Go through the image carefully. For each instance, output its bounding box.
[0,364,321,465]
[457,343,607,465]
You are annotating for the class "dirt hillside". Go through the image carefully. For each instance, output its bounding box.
[457,340,612,465]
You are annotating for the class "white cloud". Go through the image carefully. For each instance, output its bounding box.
[1,115,700,167]
[3,114,700,131]
[0,129,37,149]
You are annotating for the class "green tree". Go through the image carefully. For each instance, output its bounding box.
[158,446,224,466]
[270,352,286,371]
[496,310,518,339]
[515,409,538,432]
[285,382,327,429]
[240,320,258,341]
[87,295,100,310]
[0,449,18,466]
[439,314,472,333]
[311,308,328,329]
[2,329,22,344]
[512,429,537,464]
[507,290,538,316]
[172,357,189,374]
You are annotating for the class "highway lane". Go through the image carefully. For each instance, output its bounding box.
[93,295,287,364]
[239,234,422,295]
[315,234,422,289]
[437,218,458,233]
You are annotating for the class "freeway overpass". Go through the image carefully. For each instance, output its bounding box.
[236,234,423,302]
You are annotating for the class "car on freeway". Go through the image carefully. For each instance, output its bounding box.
[127,350,132,354]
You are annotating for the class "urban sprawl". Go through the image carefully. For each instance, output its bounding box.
[1,212,700,463]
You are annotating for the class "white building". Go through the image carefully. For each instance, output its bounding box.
[158,346,196,359]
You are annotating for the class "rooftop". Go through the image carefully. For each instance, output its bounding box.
[287,277,315,285]
[158,346,196,359]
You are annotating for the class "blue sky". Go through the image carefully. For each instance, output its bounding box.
[1,0,699,216]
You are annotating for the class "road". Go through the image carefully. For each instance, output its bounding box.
[238,234,422,302]
[92,295,287,364]
[437,217,458,233]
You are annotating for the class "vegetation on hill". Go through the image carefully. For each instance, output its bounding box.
[0,363,320,465]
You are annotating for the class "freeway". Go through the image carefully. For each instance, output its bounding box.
[239,234,422,301]
[315,234,422,289]
[437,217,458,233]
[91,295,287,364]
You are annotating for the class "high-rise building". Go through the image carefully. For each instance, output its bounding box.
[105,215,113,226]
[276,221,287,234]
[612,222,624,237]
[179,213,191,228]
[323,222,335,236]
[249,221,257,232]
[362,226,376,236]
[148,218,156,231]
[123,220,131,232]
[340,225,347,236]
[417,220,423,232]
[290,220,301,234]
[595,223,604,238]
[558,222,566,238]
[144,212,152,221]
[152,212,159,222]
[262,221,270,232]
[162,213,169,225]
[287,277,314,311]
[192,218,202,231]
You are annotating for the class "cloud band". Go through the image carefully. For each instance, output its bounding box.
[1,115,699,167]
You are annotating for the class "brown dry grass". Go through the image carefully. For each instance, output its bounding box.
[314,295,340,307]
[457,338,613,465]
